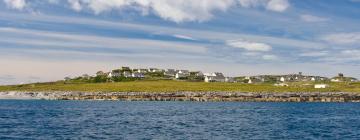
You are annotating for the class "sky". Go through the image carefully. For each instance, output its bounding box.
[0,0,359,85]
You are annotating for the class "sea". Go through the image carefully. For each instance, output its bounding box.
[0,100,360,139]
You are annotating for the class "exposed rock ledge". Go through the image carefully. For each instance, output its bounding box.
[1,91,360,102]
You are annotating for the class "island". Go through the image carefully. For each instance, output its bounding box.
[1,67,359,102]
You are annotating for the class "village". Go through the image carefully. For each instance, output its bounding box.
[69,66,359,89]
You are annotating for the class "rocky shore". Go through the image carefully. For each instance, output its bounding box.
[1,91,360,102]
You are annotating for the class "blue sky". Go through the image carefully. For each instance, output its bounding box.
[0,0,359,85]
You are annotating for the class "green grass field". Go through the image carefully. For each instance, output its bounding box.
[0,80,360,93]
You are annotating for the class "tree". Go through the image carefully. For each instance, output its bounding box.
[94,75,107,83]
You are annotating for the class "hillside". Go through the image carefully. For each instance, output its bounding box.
[1,80,360,93]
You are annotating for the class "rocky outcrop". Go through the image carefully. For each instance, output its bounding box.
[1,91,360,102]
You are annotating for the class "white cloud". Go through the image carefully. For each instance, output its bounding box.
[4,0,26,10]
[63,0,289,23]
[237,0,265,8]
[266,0,289,12]
[66,0,234,23]
[237,0,289,12]
[321,32,360,44]
[300,14,329,22]
[262,54,278,60]
[68,0,82,11]
[227,40,272,52]
[0,27,208,54]
[172,34,197,41]
[2,0,290,22]
[0,12,326,50]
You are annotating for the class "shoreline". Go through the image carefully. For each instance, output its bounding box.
[1,91,360,102]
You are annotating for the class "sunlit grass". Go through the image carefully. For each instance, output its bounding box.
[0,81,359,93]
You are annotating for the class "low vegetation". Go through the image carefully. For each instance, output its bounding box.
[0,80,359,93]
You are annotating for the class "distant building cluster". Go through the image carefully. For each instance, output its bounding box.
[72,67,359,89]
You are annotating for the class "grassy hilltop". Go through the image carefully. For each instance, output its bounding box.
[1,80,360,93]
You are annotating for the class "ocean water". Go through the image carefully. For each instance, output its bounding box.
[0,101,360,140]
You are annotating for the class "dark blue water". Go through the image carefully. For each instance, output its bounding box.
[0,101,360,139]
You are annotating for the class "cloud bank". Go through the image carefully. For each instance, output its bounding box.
[4,0,26,10]
[3,0,290,23]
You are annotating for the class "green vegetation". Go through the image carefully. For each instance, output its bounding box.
[0,80,359,93]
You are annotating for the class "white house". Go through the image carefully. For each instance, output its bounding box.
[314,84,329,89]
[132,72,145,78]
[123,71,132,78]
[148,68,164,73]
[164,69,176,77]
[175,70,190,79]
[244,76,252,84]
[192,71,204,77]
[311,77,316,81]
[137,69,148,73]
[108,71,121,78]
[204,72,225,82]
[148,68,158,73]
[280,77,285,82]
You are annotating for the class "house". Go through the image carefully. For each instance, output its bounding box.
[175,70,190,79]
[108,69,122,77]
[245,76,252,83]
[204,72,225,82]
[244,76,262,84]
[132,72,145,78]
[137,69,148,73]
[149,68,164,73]
[148,68,157,72]
[311,77,316,81]
[164,69,176,77]
[280,77,285,82]
[314,84,329,89]
[121,67,131,72]
[191,71,204,77]
[123,71,132,78]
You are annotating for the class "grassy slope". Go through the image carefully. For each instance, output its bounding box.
[0,80,360,93]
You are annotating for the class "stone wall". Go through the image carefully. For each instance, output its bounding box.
[2,91,360,102]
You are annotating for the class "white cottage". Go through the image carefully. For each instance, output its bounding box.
[175,70,190,79]
[123,71,132,78]
[204,72,225,82]
[280,77,285,82]
[108,72,121,78]
[132,72,145,78]
[164,69,176,77]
